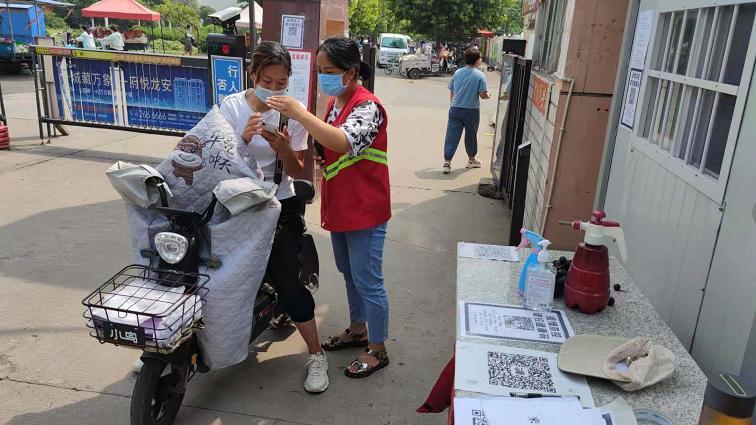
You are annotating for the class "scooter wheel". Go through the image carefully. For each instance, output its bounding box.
[130,358,185,425]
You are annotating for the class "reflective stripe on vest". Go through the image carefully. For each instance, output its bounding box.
[323,147,388,181]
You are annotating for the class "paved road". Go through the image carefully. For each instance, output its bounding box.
[0,71,506,425]
[0,71,34,95]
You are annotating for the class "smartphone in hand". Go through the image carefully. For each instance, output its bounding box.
[262,120,279,134]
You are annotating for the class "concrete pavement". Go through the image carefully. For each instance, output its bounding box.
[0,70,507,425]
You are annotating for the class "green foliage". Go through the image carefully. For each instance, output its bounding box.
[502,0,523,34]
[156,0,200,27]
[198,5,216,23]
[391,0,507,40]
[349,0,410,38]
[45,10,68,30]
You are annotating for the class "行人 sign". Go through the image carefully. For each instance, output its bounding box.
[211,55,244,106]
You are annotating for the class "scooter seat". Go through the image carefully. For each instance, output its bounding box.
[293,179,315,203]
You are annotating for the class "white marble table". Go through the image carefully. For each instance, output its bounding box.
[455,249,707,425]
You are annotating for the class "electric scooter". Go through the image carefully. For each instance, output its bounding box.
[82,177,318,425]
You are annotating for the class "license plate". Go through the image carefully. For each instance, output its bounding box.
[102,322,146,347]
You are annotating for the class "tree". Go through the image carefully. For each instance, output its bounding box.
[198,5,215,23]
[391,0,507,40]
[349,0,408,38]
[156,0,200,27]
[349,0,382,37]
[502,0,523,34]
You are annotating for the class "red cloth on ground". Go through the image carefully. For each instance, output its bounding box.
[417,356,455,413]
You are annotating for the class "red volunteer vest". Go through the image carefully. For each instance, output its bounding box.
[320,85,391,232]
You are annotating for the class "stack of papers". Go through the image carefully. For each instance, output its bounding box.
[455,397,615,425]
[458,242,520,262]
[455,341,595,407]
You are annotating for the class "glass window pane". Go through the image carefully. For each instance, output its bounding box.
[690,90,716,167]
[677,87,700,159]
[651,80,672,145]
[666,13,685,72]
[724,4,756,85]
[704,94,736,178]
[708,6,735,81]
[662,83,684,151]
[677,11,698,75]
[654,13,673,70]
[642,77,660,138]
[695,8,717,78]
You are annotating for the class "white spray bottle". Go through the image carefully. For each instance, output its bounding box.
[524,240,556,311]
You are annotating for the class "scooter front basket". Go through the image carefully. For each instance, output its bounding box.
[82,265,209,354]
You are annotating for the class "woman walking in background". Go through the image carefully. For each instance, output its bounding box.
[266,36,392,379]
[442,47,490,174]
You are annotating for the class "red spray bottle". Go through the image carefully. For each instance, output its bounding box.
[564,211,627,314]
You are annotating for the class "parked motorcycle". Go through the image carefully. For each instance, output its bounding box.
[82,176,318,425]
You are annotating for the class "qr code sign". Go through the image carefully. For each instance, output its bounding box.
[487,352,556,393]
[471,409,489,425]
[503,315,535,331]
[288,26,297,37]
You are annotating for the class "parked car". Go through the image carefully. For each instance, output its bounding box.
[378,33,411,68]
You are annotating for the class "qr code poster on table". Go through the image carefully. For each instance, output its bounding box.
[460,302,574,344]
[454,341,594,407]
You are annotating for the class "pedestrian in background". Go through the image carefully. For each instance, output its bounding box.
[442,47,490,174]
[266,36,392,379]
[183,25,195,56]
[76,26,96,49]
[98,25,124,51]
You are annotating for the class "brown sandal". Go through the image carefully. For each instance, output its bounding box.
[321,328,369,351]
[345,349,389,378]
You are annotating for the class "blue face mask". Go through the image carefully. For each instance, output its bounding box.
[318,72,349,97]
[254,85,287,103]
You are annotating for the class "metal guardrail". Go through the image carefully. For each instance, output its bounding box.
[32,46,212,142]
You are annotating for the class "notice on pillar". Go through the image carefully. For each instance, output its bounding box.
[620,68,643,129]
[281,15,305,49]
[288,49,313,111]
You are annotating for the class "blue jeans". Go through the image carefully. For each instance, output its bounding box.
[331,223,389,344]
[444,106,480,161]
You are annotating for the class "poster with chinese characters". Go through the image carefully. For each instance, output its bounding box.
[281,15,305,49]
[121,62,212,131]
[288,49,313,111]
[211,56,244,106]
[53,57,118,124]
[459,302,574,344]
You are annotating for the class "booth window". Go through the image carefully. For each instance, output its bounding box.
[532,0,568,73]
[639,3,756,183]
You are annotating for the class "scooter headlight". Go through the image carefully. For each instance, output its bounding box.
[154,232,188,264]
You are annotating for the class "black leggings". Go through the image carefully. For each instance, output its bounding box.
[267,197,315,323]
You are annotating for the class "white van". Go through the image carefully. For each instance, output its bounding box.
[378,33,411,67]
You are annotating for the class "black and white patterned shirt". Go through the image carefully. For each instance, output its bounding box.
[327,101,384,156]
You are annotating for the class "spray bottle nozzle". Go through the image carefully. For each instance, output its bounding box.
[537,240,551,263]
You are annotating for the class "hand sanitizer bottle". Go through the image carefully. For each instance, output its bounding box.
[524,240,556,311]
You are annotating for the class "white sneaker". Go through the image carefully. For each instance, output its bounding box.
[466,158,482,168]
[133,358,143,374]
[304,352,329,393]
[443,162,451,174]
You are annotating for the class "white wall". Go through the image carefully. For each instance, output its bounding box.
[691,65,756,376]
[603,0,756,376]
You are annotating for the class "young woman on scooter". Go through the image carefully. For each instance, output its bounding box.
[218,41,329,393]
[266,37,391,378]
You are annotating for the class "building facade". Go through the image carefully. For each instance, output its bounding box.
[598,0,756,381]
[520,0,629,250]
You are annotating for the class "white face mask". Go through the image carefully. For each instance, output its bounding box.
[254,86,288,103]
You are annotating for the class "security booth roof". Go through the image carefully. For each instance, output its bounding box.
[81,0,160,21]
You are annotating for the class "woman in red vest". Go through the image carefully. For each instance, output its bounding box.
[267,37,391,378]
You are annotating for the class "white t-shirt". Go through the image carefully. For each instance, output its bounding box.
[219,91,308,201]
[77,32,96,49]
